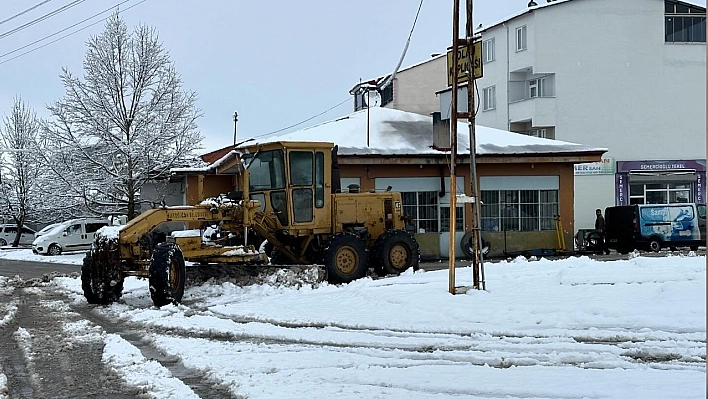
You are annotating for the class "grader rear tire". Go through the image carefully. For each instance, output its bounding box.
[149,242,186,307]
[374,230,419,276]
[323,233,368,284]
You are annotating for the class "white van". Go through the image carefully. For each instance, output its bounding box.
[32,218,109,255]
[0,224,36,246]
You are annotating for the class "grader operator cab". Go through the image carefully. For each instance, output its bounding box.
[81,141,420,307]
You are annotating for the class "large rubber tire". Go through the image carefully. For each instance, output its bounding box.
[460,232,490,259]
[48,244,62,256]
[323,233,368,284]
[648,237,662,253]
[149,242,186,307]
[81,253,124,305]
[0,239,6,246]
[373,230,419,276]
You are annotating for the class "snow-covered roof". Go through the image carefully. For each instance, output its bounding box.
[248,107,606,157]
[475,0,705,34]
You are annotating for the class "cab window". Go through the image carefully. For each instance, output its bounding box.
[289,151,313,186]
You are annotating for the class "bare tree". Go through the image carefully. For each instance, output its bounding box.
[43,12,203,220]
[0,98,44,246]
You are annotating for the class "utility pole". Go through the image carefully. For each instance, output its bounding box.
[465,0,484,290]
[233,111,238,145]
[449,0,484,293]
[448,0,460,295]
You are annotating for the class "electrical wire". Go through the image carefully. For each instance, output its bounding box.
[0,0,134,60]
[0,0,54,27]
[378,0,425,90]
[253,97,351,139]
[0,0,86,40]
[0,0,148,65]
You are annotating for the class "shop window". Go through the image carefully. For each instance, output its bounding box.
[440,207,464,232]
[480,189,558,231]
[402,191,438,233]
[632,182,694,204]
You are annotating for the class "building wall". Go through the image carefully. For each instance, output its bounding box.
[473,0,706,230]
[386,56,448,116]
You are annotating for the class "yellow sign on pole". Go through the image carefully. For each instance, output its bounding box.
[446,40,483,86]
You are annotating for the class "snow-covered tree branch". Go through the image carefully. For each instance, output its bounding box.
[0,98,47,246]
[43,12,203,220]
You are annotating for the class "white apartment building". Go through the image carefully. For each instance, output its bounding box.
[464,0,706,229]
[351,0,705,236]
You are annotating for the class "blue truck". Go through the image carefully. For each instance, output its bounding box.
[605,203,706,253]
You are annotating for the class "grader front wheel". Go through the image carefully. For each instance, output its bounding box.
[149,242,186,307]
[81,251,124,305]
[323,233,368,284]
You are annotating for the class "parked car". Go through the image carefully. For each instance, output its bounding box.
[0,224,37,246]
[605,203,706,254]
[34,223,61,240]
[32,218,110,255]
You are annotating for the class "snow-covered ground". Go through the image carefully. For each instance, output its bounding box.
[0,249,705,398]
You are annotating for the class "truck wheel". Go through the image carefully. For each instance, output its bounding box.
[648,238,662,252]
[0,239,6,246]
[323,233,368,284]
[48,244,62,256]
[374,230,419,276]
[81,253,124,305]
[690,246,699,251]
[149,242,186,307]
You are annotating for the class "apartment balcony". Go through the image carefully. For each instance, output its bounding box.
[508,97,557,127]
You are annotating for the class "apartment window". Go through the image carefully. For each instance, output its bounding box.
[527,129,547,138]
[480,189,558,231]
[482,38,495,63]
[516,25,527,51]
[483,86,496,111]
[528,76,554,98]
[665,0,706,43]
[402,191,438,233]
[381,83,393,106]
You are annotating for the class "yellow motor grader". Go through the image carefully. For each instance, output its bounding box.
[81,141,420,307]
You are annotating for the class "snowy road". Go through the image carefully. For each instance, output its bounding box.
[0,250,704,398]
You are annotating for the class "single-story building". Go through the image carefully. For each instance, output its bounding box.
[178,107,606,258]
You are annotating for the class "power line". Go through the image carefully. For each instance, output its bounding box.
[378,0,425,90]
[0,0,87,40]
[254,97,351,139]
[0,0,54,27]
[0,0,134,61]
[0,0,148,65]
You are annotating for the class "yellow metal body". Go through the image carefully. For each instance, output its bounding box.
[112,141,409,277]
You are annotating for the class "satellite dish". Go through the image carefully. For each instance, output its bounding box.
[366,90,382,108]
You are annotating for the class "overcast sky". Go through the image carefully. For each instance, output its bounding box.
[0,0,705,154]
